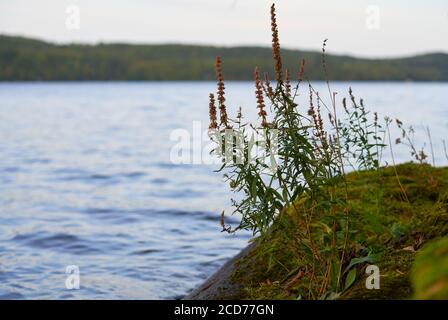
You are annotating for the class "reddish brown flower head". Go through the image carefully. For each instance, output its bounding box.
[215,56,228,127]
[308,85,315,117]
[208,93,218,130]
[298,59,305,82]
[285,68,291,97]
[264,72,274,98]
[270,3,282,85]
[316,94,324,133]
[255,67,268,128]
[308,87,321,139]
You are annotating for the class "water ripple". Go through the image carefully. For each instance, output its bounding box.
[11,232,103,254]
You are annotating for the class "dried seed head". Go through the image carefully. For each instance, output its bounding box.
[270,3,282,85]
[208,93,218,130]
[349,87,356,104]
[236,106,243,122]
[255,67,268,128]
[418,150,428,161]
[316,93,328,149]
[220,210,225,228]
[342,97,348,113]
[328,112,334,126]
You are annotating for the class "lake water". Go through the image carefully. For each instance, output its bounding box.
[0,81,447,299]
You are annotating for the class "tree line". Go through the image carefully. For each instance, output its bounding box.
[0,35,447,81]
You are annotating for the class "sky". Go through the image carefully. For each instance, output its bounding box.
[0,0,447,58]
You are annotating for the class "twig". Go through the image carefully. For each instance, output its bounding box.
[386,119,409,203]
[426,126,435,167]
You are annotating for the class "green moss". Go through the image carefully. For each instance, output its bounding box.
[341,250,414,299]
[226,163,448,300]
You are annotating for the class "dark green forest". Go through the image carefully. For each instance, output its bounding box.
[1,35,447,81]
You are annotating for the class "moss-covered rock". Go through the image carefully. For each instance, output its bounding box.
[186,163,448,300]
[411,237,448,300]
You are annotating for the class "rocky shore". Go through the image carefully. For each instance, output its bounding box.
[185,164,448,300]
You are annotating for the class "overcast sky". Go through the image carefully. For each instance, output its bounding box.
[0,0,447,58]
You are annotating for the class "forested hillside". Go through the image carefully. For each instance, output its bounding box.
[1,35,447,81]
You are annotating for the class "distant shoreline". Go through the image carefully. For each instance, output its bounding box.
[1,35,448,82]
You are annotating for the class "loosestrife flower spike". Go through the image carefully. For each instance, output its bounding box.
[285,68,291,97]
[270,3,283,85]
[264,72,274,98]
[255,67,268,128]
[208,93,218,130]
[215,56,229,128]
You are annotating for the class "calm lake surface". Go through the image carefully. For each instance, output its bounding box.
[0,81,447,299]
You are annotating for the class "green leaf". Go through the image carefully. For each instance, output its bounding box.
[271,188,284,202]
[344,268,357,291]
[282,188,289,202]
[249,177,257,199]
[267,254,273,272]
[343,255,373,274]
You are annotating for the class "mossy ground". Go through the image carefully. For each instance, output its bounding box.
[228,163,448,300]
